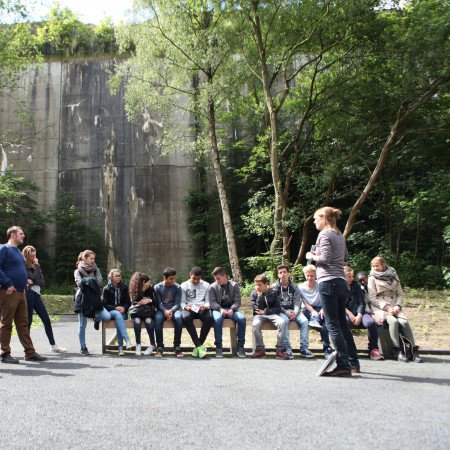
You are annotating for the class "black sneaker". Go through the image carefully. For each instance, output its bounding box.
[25,353,47,362]
[80,347,90,355]
[1,353,19,364]
[93,320,100,331]
[238,346,246,358]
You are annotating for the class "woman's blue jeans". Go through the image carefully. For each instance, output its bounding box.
[78,308,129,349]
[26,289,55,346]
[319,278,359,369]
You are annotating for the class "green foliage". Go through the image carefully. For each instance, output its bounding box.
[185,186,229,278]
[34,5,122,57]
[0,169,47,238]
[53,192,109,284]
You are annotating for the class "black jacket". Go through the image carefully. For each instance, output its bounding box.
[250,289,282,316]
[74,277,103,317]
[346,281,365,316]
[102,281,131,313]
[26,265,45,289]
[129,286,158,319]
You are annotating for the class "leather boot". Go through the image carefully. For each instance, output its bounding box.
[394,347,408,362]
[413,346,423,363]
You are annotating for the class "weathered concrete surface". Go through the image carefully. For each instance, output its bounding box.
[0,59,198,275]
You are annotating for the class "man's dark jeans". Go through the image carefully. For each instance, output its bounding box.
[154,310,183,349]
[182,309,213,347]
[319,278,359,369]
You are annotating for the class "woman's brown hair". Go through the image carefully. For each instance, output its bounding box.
[22,245,37,269]
[315,206,342,233]
[75,250,95,267]
[129,272,151,302]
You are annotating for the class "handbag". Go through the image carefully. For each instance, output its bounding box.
[399,333,414,361]
[128,299,155,318]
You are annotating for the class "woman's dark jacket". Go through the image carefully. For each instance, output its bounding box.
[102,281,131,313]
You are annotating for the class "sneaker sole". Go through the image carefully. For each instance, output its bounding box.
[317,351,337,377]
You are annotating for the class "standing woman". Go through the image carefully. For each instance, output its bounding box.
[306,207,359,377]
[22,246,67,353]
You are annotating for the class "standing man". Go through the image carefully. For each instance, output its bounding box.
[153,267,184,358]
[181,267,213,358]
[272,265,313,359]
[0,226,47,363]
[210,266,246,358]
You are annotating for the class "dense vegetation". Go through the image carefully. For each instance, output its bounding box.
[1,0,448,288]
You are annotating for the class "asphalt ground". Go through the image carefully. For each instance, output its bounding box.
[1,318,449,450]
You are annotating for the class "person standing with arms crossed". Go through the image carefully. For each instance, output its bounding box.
[306,208,359,377]
[0,226,47,363]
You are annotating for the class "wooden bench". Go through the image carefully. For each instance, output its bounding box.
[251,321,303,351]
[251,321,395,358]
[102,318,237,355]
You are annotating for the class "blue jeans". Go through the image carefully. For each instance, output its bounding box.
[302,306,331,348]
[212,309,246,347]
[26,290,55,346]
[319,278,359,370]
[279,311,309,351]
[78,308,129,349]
[154,310,183,349]
[133,317,155,346]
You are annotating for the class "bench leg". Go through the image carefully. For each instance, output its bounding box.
[230,327,237,356]
[107,332,117,347]
[101,323,106,354]
[378,327,395,359]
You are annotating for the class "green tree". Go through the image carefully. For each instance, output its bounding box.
[110,0,244,282]
[0,169,46,238]
[53,192,108,284]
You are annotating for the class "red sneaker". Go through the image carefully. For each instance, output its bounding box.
[275,349,289,360]
[251,348,266,358]
[370,348,384,360]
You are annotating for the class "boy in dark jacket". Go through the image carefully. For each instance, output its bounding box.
[210,266,246,358]
[250,274,288,359]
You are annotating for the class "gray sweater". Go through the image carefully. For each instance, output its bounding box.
[314,229,348,282]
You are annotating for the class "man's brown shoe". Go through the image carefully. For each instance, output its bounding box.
[322,367,352,377]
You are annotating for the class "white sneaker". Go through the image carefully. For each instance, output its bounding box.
[135,344,142,356]
[143,345,154,355]
[118,347,125,356]
[125,339,132,349]
[51,344,67,353]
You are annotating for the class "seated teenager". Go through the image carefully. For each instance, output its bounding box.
[368,256,422,363]
[129,272,157,356]
[272,265,313,359]
[180,267,213,359]
[102,269,131,355]
[250,274,288,360]
[153,267,184,358]
[210,266,246,358]
[344,265,383,360]
[299,265,333,359]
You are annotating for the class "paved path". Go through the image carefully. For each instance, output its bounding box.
[2,318,449,449]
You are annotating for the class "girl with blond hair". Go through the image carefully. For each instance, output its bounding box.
[22,245,67,353]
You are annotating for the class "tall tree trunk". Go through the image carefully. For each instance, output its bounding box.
[343,76,449,238]
[207,97,243,283]
[249,6,286,258]
[294,215,312,266]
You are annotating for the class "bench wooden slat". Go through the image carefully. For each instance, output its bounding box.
[102,318,237,355]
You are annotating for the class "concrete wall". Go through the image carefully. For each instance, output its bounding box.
[0,58,199,276]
